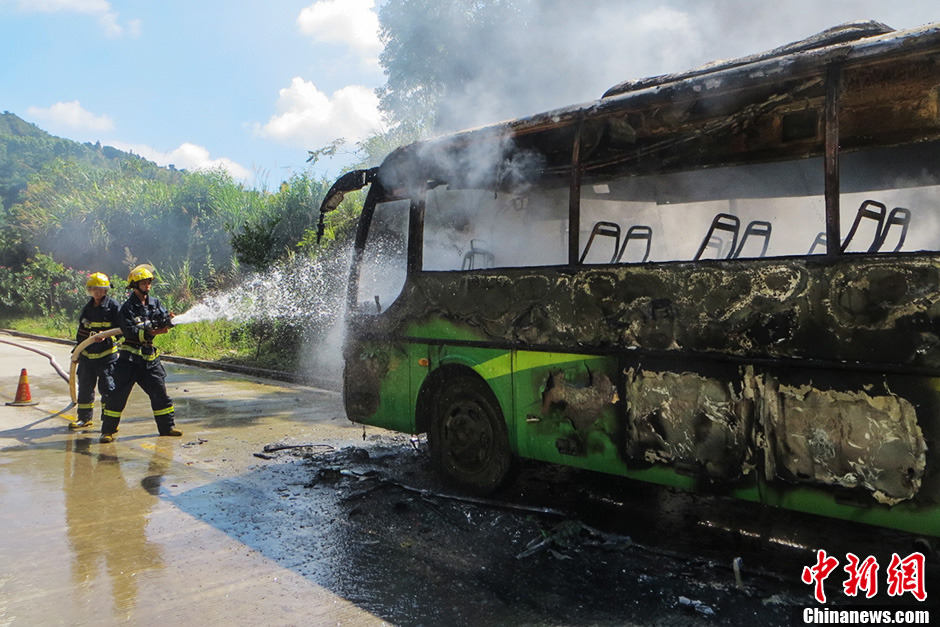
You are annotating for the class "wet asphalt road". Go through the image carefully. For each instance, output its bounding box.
[0,335,379,625]
[1,335,936,626]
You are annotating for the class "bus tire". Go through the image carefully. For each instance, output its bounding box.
[429,376,512,495]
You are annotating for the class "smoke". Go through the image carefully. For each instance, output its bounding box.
[390,1,939,269]
[423,0,938,135]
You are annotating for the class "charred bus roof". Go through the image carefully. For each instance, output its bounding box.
[424,20,940,143]
[321,20,940,212]
[601,20,895,98]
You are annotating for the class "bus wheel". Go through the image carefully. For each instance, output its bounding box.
[429,376,512,494]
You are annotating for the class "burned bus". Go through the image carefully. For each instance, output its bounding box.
[319,21,940,536]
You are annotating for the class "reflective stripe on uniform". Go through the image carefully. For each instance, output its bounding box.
[82,345,118,359]
[77,403,95,410]
[86,321,113,329]
[153,406,175,416]
[103,409,123,418]
[120,345,160,361]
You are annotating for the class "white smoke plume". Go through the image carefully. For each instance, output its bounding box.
[421,1,937,134]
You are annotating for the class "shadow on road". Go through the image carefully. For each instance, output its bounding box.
[163,435,939,626]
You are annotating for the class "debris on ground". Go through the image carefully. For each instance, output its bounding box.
[263,442,335,454]
[678,596,717,617]
[254,442,336,460]
[516,519,633,559]
[240,433,929,626]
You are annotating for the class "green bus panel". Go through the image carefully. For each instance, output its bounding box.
[372,341,415,433]
[353,318,940,536]
[512,351,621,467]
[761,484,940,538]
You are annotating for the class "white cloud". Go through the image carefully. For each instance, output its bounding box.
[108,140,252,181]
[297,0,381,67]
[14,0,140,37]
[258,77,383,148]
[97,12,140,37]
[27,100,114,132]
[24,102,249,180]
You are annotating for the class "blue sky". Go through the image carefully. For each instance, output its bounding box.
[1,1,936,189]
[1,0,386,187]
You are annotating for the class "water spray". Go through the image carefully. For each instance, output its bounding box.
[169,306,216,326]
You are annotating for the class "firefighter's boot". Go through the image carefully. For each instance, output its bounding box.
[157,415,182,437]
[71,405,94,430]
[70,416,93,430]
[100,416,120,444]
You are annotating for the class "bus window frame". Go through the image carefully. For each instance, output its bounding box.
[348,175,429,314]
[824,63,842,257]
[348,49,940,286]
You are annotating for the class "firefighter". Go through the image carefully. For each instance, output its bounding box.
[100,265,182,443]
[71,272,120,430]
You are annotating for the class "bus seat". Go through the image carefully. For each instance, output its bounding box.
[579,221,621,264]
[694,213,740,260]
[809,199,892,254]
[841,199,887,253]
[615,225,653,263]
[702,236,724,259]
[870,206,910,252]
[732,220,772,259]
[808,232,828,255]
[462,239,495,270]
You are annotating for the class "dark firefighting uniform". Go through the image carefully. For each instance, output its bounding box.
[101,292,177,435]
[74,295,120,422]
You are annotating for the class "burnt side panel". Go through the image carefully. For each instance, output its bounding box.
[349,254,940,505]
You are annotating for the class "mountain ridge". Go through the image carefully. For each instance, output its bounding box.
[0,110,171,211]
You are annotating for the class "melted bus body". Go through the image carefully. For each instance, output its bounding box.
[320,21,940,536]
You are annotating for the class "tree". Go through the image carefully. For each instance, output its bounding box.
[317,0,534,171]
[376,0,530,132]
[231,172,332,270]
[7,157,263,290]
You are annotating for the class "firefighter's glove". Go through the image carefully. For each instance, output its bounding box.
[133,316,154,332]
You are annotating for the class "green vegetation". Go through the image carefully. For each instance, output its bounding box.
[0,112,359,370]
[0,313,305,371]
[155,319,301,371]
[1,0,527,371]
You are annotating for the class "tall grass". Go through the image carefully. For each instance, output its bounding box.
[0,313,299,371]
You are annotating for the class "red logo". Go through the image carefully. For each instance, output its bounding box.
[802,550,927,603]
[802,549,840,603]
[886,552,927,602]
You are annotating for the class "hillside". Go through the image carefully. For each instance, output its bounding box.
[0,111,170,211]
[0,109,345,298]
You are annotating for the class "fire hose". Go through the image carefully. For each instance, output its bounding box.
[0,334,76,412]
[68,327,125,404]
[0,336,71,382]
[3,325,163,413]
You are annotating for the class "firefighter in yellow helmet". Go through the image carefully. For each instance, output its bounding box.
[99,265,181,443]
[71,272,120,430]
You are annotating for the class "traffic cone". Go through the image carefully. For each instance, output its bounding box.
[6,368,39,406]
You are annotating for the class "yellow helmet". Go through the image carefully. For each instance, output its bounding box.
[127,264,155,287]
[86,272,110,289]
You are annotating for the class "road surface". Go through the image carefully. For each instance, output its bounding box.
[1,335,934,626]
[0,335,382,625]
